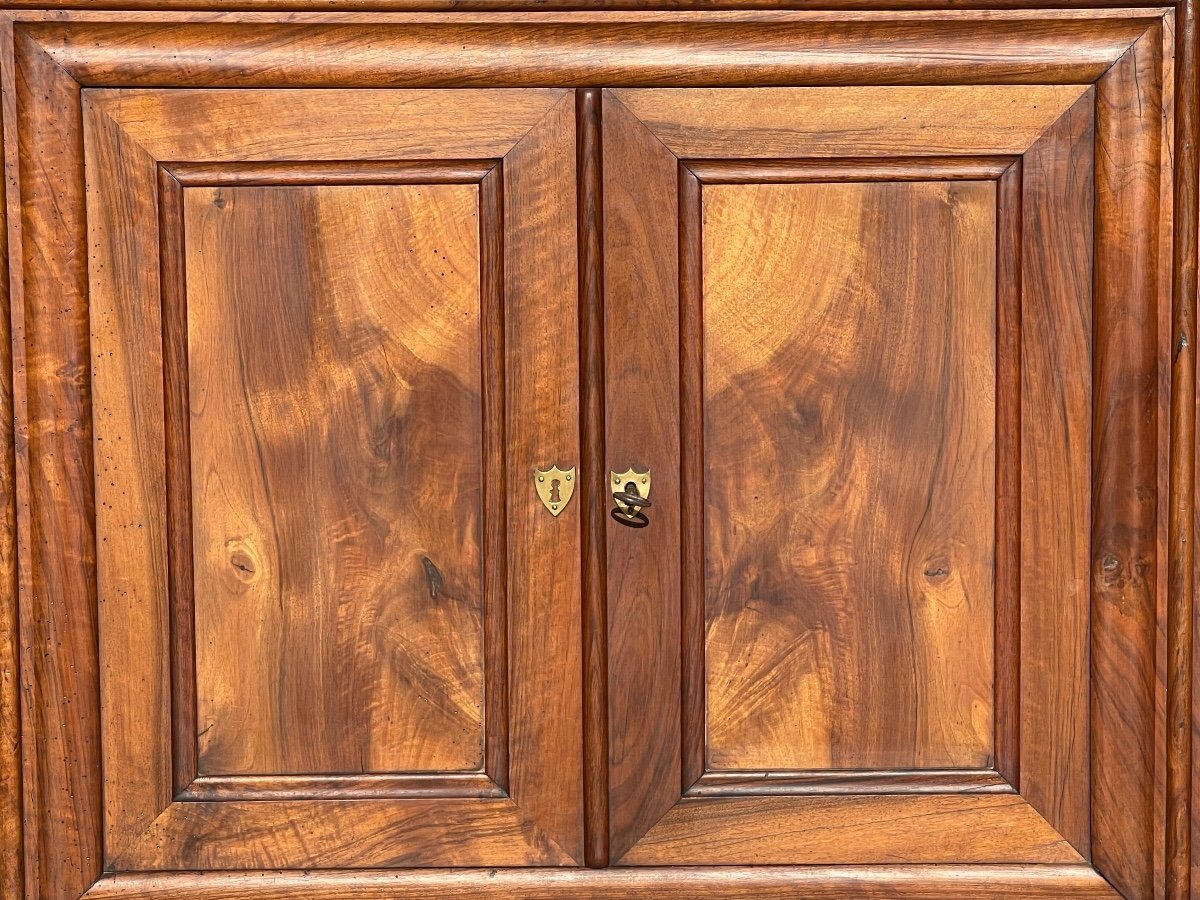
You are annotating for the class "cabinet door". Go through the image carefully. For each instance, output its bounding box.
[600,48,1169,899]
[19,50,585,881]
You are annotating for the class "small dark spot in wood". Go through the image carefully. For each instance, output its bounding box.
[212,191,226,210]
[923,566,950,581]
[421,556,443,603]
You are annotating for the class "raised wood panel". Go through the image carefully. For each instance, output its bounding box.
[701,178,996,772]
[184,182,487,777]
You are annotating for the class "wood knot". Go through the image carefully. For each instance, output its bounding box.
[923,556,951,584]
[225,539,259,584]
[421,556,443,603]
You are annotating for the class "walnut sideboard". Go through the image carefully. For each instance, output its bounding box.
[0,2,1197,898]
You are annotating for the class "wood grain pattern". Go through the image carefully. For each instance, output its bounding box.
[167,161,496,187]
[160,168,196,796]
[112,797,574,870]
[688,157,1016,183]
[993,159,1022,787]
[80,866,1121,900]
[610,86,1090,158]
[85,89,173,862]
[688,768,1013,796]
[1016,90,1094,856]
[679,161,704,793]
[177,771,502,801]
[2,9,1190,897]
[701,179,995,771]
[81,83,583,871]
[0,0,1180,9]
[1173,0,1199,895]
[22,19,1150,87]
[619,795,1084,865]
[85,88,565,162]
[499,91,585,864]
[576,86,609,869]
[600,90,683,862]
[13,27,102,898]
[0,39,21,900]
[1090,24,1164,897]
[185,182,487,776]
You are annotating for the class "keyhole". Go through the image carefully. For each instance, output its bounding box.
[549,479,562,503]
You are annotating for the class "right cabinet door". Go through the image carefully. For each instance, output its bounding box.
[600,42,1168,898]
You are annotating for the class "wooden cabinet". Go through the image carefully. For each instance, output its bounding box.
[0,6,1195,900]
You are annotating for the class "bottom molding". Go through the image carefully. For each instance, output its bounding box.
[84,865,1116,899]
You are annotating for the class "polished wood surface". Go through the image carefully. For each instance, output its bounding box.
[1,7,1193,899]
[701,179,995,771]
[611,86,1090,157]
[498,90,586,864]
[600,84,683,863]
[1090,26,1164,897]
[80,866,1121,899]
[13,25,102,898]
[0,55,21,900]
[185,183,486,776]
[600,49,1172,890]
[1017,91,1094,856]
[83,82,583,872]
[23,19,1149,87]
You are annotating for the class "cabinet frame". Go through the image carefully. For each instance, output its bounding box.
[0,6,1194,899]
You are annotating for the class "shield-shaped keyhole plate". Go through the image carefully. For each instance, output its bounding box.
[535,465,576,517]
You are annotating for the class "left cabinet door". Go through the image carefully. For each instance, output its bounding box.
[15,33,585,888]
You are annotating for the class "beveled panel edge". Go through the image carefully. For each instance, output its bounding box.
[687,769,1016,797]
[165,160,497,185]
[178,772,504,802]
[686,155,1017,182]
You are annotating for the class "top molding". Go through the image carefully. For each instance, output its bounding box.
[0,0,1183,11]
[14,16,1162,87]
